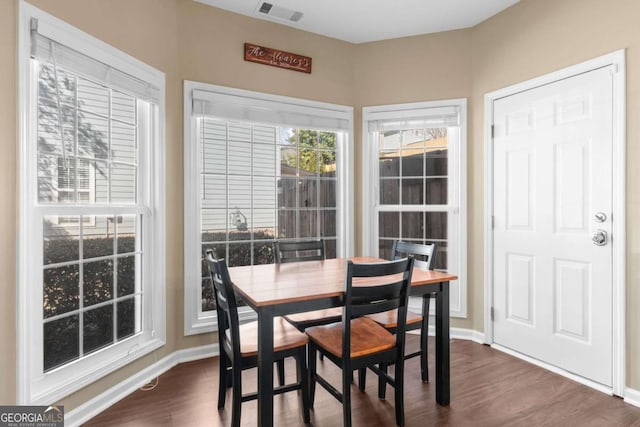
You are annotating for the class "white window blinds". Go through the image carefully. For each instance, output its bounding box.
[30,18,161,103]
[367,106,460,132]
[192,89,351,131]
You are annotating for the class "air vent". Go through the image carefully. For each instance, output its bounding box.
[256,2,304,23]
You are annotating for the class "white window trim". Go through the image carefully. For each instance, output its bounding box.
[18,2,166,404]
[184,80,354,335]
[362,99,467,318]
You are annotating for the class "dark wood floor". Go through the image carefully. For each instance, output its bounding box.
[85,336,640,426]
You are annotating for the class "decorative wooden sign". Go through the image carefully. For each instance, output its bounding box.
[244,43,312,74]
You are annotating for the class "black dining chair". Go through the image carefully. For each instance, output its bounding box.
[205,250,310,427]
[273,239,344,331]
[359,241,437,398]
[305,257,415,427]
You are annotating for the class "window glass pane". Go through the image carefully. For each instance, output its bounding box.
[111,163,136,203]
[379,212,399,238]
[202,209,227,238]
[37,98,74,158]
[112,91,136,125]
[253,125,277,144]
[324,239,337,259]
[318,131,337,151]
[77,78,109,117]
[253,177,275,209]
[117,255,137,297]
[117,297,136,340]
[319,180,336,208]
[299,178,317,208]
[426,148,448,176]
[429,240,448,270]
[228,142,251,176]
[252,209,275,239]
[426,178,447,204]
[378,239,395,261]
[278,178,297,208]
[78,112,109,159]
[93,159,110,203]
[111,121,136,164]
[202,120,227,175]
[380,178,399,205]
[401,178,424,205]
[253,241,274,265]
[39,64,75,106]
[228,242,252,267]
[44,315,79,371]
[83,259,113,307]
[280,146,297,174]
[228,176,251,208]
[117,215,137,254]
[43,264,79,318]
[426,212,448,240]
[228,123,251,143]
[201,277,215,312]
[299,210,318,238]
[401,211,424,240]
[44,216,80,264]
[277,209,296,239]
[320,210,336,238]
[298,147,318,174]
[202,175,226,208]
[83,304,114,354]
[83,216,114,259]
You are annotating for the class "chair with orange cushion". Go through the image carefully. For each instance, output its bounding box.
[274,239,344,331]
[305,257,415,427]
[205,250,310,427]
[360,240,437,398]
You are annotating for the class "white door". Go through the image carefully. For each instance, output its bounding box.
[492,66,613,387]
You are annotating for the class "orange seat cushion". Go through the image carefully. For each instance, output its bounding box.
[226,317,308,357]
[365,309,423,329]
[305,317,395,358]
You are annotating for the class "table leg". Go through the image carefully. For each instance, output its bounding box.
[257,308,274,427]
[435,282,450,405]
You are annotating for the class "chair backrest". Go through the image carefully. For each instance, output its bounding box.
[273,239,325,264]
[343,257,415,358]
[391,240,437,270]
[205,250,242,359]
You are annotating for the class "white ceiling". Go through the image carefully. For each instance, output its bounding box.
[194,0,521,44]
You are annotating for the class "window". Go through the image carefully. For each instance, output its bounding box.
[362,100,467,317]
[184,82,353,334]
[18,3,165,404]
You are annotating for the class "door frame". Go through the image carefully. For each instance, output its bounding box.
[483,50,626,396]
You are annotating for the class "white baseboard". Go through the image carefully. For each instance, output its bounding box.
[492,343,613,396]
[409,325,485,345]
[65,344,219,427]
[624,387,640,408]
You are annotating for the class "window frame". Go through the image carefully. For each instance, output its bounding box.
[18,2,166,404]
[361,99,467,318]
[183,81,354,335]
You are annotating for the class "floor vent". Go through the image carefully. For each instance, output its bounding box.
[256,2,304,23]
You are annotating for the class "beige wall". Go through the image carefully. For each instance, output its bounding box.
[1,0,640,412]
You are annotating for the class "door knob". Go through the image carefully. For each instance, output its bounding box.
[592,229,608,246]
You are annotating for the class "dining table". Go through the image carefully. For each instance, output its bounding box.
[228,256,457,427]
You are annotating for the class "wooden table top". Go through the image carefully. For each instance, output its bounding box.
[228,257,458,308]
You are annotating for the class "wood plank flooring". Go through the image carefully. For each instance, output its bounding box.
[84,336,640,426]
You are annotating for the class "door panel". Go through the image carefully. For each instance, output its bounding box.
[493,66,613,387]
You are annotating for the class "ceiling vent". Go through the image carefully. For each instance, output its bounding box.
[256,2,304,23]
